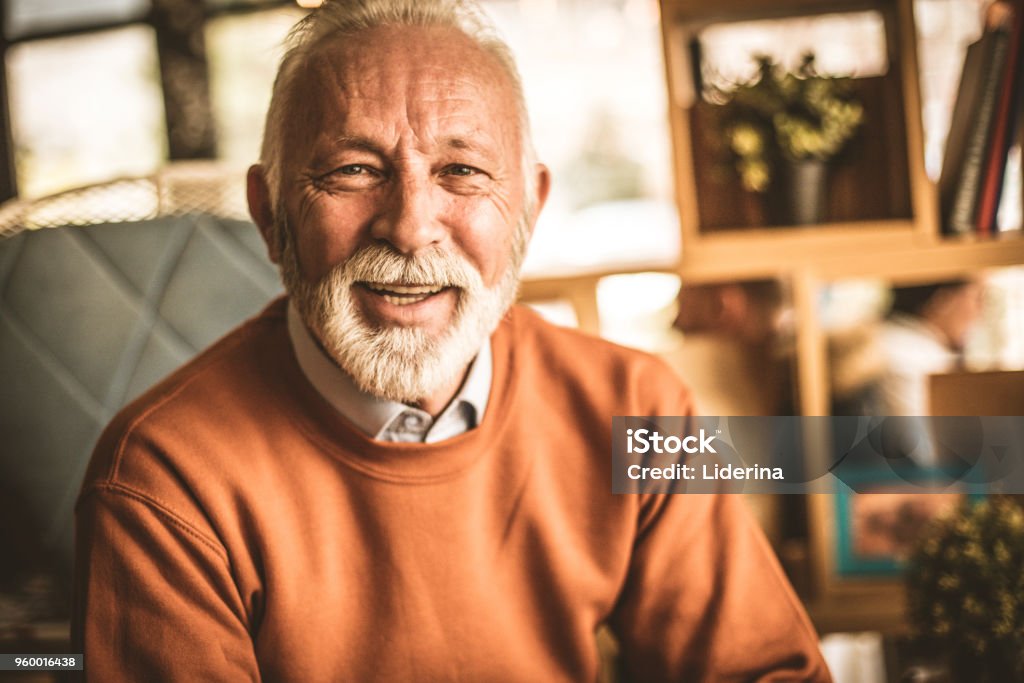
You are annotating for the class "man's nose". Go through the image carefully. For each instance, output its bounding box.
[370,175,447,255]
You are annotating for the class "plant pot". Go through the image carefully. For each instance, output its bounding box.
[782,158,828,226]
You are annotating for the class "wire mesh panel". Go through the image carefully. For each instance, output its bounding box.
[0,161,250,240]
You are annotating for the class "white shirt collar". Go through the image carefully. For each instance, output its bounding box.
[286,301,491,442]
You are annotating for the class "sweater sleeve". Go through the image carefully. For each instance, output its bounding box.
[608,491,831,682]
[72,484,261,682]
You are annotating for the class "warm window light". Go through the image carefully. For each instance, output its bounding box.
[296,0,322,7]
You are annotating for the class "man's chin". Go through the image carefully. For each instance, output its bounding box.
[335,331,469,407]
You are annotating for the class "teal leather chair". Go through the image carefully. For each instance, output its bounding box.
[0,167,281,630]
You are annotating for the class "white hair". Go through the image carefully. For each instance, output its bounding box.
[259,0,539,252]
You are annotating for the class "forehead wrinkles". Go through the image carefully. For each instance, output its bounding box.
[301,27,521,145]
[400,74,511,148]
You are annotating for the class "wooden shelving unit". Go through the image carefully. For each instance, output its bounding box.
[659,0,1024,636]
[659,0,1024,413]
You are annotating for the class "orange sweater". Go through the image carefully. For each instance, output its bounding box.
[73,299,830,682]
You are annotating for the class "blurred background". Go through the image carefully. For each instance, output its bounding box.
[1,0,1023,681]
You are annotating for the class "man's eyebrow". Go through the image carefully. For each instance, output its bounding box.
[443,137,497,158]
[317,135,497,159]
[308,135,386,170]
[329,135,384,154]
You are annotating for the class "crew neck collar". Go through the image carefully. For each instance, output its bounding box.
[270,299,519,484]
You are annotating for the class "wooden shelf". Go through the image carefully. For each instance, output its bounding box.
[809,592,908,636]
[679,224,1024,282]
[818,231,1024,282]
[678,220,918,280]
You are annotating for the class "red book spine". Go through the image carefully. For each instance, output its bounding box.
[975,1,1024,235]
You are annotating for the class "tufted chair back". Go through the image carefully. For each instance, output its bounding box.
[0,163,281,628]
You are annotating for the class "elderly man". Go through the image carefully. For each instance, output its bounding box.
[72,0,830,680]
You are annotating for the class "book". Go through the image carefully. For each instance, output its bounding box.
[942,26,1012,235]
[939,36,991,210]
[975,2,1024,235]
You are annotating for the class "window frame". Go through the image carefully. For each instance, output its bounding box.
[0,0,299,202]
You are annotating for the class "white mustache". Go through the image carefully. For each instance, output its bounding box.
[339,244,481,291]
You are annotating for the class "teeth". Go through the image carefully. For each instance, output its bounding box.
[365,282,443,296]
[363,282,445,306]
[381,293,432,306]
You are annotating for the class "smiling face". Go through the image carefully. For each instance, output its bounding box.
[249,23,548,406]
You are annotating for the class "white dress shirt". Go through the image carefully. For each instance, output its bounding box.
[286,302,491,443]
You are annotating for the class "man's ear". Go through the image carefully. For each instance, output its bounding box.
[528,163,552,234]
[247,164,280,264]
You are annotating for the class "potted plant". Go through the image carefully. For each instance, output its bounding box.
[906,497,1024,682]
[707,52,864,224]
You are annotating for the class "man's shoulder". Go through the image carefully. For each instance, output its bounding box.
[82,298,289,489]
[501,305,692,411]
[129,297,287,415]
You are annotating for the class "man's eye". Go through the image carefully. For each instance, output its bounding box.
[337,164,370,176]
[443,164,479,177]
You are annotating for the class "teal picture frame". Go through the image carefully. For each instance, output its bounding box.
[833,468,984,577]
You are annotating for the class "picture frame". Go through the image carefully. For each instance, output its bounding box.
[834,485,975,577]
[808,462,985,634]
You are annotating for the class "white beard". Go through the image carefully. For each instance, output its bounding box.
[280,216,528,404]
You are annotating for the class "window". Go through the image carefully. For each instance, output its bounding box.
[206,6,305,166]
[7,26,166,198]
[484,0,681,276]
